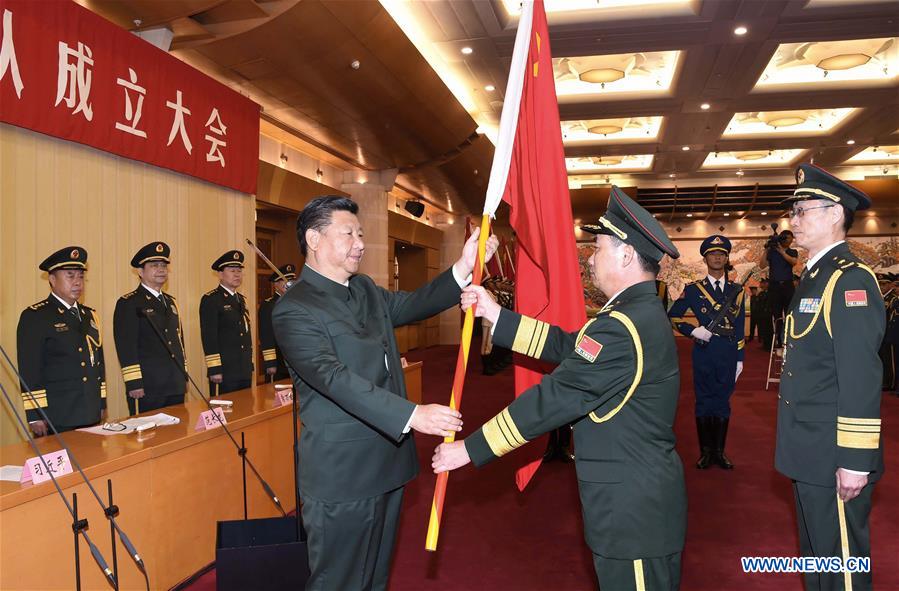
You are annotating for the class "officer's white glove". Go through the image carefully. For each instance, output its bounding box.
[735,361,744,382]
[691,326,713,342]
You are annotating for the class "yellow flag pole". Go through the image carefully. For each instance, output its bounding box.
[425,213,491,551]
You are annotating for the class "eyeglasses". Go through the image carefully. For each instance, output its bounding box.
[789,204,834,218]
[102,422,127,432]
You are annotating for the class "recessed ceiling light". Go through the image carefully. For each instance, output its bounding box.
[484,84,495,92]
[761,211,768,216]
[736,170,745,176]
[669,173,676,178]
[724,212,731,217]
[846,139,856,145]
[686,213,693,218]
[700,103,710,110]
[682,146,690,151]
[734,26,748,36]
[461,47,473,55]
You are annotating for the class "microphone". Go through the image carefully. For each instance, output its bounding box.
[136,301,286,516]
[0,364,118,589]
[0,345,148,585]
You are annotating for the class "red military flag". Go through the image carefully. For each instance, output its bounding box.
[496,0,587,490]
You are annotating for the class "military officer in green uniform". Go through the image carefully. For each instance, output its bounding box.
[113,242,187,415]
[258,263,296,382]
[777,164,884,591]
[17,247,106,435]
[272,195,496,591]
[200,250,253,395]
[434,187,686,591]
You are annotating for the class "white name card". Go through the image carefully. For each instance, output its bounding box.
[21,449,73,485]
[274,388,293,407]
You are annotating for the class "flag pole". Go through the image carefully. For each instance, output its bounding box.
[425,213,490,552]
[424,0,534,552]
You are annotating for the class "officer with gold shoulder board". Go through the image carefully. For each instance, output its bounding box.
[258,263,296,382]
[434,187,687,591]
[777,163,884,591]
[17,247,106,435]
[113,242,187,415]
[200,250,253,395]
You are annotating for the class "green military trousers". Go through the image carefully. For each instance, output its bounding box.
[301,486,404,591]
[593,551,681,590]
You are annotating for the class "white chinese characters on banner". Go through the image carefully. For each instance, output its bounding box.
[0,9,24,99]
[166,89,193,154]
[115,67,147,138]
[204,107,227,167]
[55,41,94,121]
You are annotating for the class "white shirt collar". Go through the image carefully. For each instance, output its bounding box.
[51,292,76,310]
[220,284,237,296]
[805,240,845,271]
[141,283,162,298]
[706,274,725,287]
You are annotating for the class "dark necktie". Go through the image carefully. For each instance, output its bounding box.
[713,280,722,299]
[71,305,81,322]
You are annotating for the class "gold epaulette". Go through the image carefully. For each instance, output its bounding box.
[204,288,218,296]
[165,292,176,300]
[28,300,48,310]
[121,289,137,299]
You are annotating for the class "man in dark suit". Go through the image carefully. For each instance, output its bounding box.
[17,247,106,435]
[777,164,884,590]
[258,263,296,382]
[668,235,746,470]
[272,195,497,591]
[434,187,686,591]
[113,242,187,415]
[200,250,254,395]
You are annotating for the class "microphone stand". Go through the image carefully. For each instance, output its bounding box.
[135,308,287,517]
[0,377,117,590]
[1,345,148,590]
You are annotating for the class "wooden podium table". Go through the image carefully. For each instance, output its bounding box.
[0,362,423,590]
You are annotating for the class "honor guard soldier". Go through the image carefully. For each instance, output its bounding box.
[17,247,106,436]
[258,263,296,382]
[435,187,687,591]
[113,242,187,415]
[200,250,253,395]
[668,235,746,470]
[777,164,885,591]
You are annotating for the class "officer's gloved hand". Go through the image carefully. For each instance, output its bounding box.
[735,361,744,382]
[691,326,713,342]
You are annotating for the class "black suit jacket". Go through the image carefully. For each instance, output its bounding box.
[272,265,461,502]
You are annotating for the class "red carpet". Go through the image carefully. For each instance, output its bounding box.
[185,339,898,590]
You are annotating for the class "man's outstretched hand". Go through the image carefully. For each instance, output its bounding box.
[432,441,471,473]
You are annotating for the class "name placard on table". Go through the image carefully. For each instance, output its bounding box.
[21,450,73,485]
[195,407,228,431]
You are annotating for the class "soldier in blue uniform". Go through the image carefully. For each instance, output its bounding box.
[17,247,106,435]
[668,235,746,469]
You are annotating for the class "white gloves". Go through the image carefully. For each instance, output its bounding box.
[735,361,744,382]
[691,326,713,342]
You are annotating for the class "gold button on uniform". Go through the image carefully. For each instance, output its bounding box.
[82,377,87,382]
[81,362,86,367]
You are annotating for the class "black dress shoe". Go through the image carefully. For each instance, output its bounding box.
[696,451,713,470]
[717,451,734,470]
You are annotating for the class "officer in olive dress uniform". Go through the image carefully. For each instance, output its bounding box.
[776,163,885,591]
[668,236,746,469]
[434,187,686,591]
[17,247,106,435]
[258,263,296,382]
[113,242,187,415]
[200,250,253,395]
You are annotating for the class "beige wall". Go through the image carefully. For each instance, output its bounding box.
[0,124,256,445]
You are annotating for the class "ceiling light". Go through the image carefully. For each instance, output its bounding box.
[579,68,626,84]
[736,151,767,161]
[736,170,745,176]
[682,146,690,151]
[461,47,473,55]
[724,212,731,217]
[669,173,676,178]
[587,124,624,135]
[758,111,809,128]
[761,211,768,216]
[686,213,693,218]
[484,84,495,92]
[734,26,748,36]
[700,103,710,110]
[816,53,872,71]
[846,139,856,145]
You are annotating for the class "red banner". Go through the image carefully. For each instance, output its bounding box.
[0,0,259,194]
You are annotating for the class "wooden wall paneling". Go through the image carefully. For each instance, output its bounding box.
[0,124,256,445]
